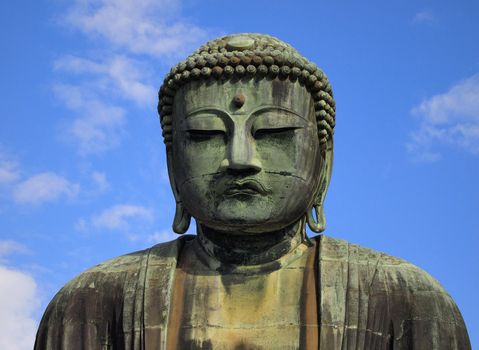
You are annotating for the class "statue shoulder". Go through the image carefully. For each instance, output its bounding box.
[318,235,471,349]
[35,236,190,350]
[63,238,182,290]
[319,234,448,294]
[62,235,193,289]
[372,245,471,348]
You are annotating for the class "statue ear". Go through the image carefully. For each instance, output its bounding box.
[166,150,191,234]
[172,201,191,234]
[307,138,333,233]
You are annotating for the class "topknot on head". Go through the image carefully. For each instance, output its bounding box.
[158,33,336,149]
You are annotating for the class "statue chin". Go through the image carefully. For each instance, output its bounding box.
[184,190,316,233]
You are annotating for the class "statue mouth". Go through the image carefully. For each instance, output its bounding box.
[223,179,270,197]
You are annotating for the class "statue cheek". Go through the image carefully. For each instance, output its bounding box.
[255,129,318,174]
[255,135,295,170]
[178,175,218,219]
[295,130,322,180]
[173,137,227,182]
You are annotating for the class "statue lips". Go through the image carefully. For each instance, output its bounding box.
[223,179,270,198]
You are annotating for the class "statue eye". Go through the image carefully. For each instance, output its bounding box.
[254,127,299,139]
[251,109,308,139]
[186,129,226,141]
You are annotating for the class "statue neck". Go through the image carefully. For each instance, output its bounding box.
[196,220,308,266]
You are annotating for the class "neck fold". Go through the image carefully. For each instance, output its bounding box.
[196,219,309,266]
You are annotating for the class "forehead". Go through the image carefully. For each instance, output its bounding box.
[174,79,314,118]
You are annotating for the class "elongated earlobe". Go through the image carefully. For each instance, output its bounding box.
[306,204,326,233]
[173,201,191,234]
[306,139,333,233]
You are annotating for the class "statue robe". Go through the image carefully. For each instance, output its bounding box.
[34,235,471,349]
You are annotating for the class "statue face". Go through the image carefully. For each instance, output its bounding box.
[171,79,322,233]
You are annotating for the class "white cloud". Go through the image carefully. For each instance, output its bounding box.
[91,171,110,193]
[412,10,437,24]
[0,161,19,185]
[408,73,479,161]
[55,55,156,106]
[0,150,20,185]
[0,265,40,350]
[63,0,209,59]
[54,84,126,155]
[90,204,154,231]
[0,241,28,258]
[74,218,88,232]
[13,172,80,204]
[146,230,177,244]
[53,0,215,156]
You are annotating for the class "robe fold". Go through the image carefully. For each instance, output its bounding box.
[34,235,471,349]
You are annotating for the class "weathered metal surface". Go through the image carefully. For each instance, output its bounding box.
[35,235,470,349]
[35,33,471,349]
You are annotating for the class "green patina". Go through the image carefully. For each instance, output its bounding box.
[35,33,471,350]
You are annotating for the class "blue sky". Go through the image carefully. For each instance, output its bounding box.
[0,0,478,348]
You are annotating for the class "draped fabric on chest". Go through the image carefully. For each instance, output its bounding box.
[318,235,390,349]
[35,235,470,349]
[138,235,388,349]
[144,235,470,350]
[135,236,189,349]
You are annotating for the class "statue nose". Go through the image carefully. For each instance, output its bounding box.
[220,128,262,173]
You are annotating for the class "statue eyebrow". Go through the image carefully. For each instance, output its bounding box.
[249,105,310,122]
[185,107,229,118]
[185,105,311,127]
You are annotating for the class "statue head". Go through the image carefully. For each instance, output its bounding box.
[158,33,335,236]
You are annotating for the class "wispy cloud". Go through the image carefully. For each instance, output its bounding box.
[412,10,437,25]
[0,241,29,259]
[63,0,209,59]
[1,150,105,205]
[13,172,80,205]
[91,171,110,193]
[145,230,177,244]
[54,55,156,106]
[93,204,154,230]
[53,0,215,156]
[78,204,154,233]
[0,162,19,185]
[408,73,479,161]
[54,84,126,155]
[0,150,20,186]
[0,265,40,350]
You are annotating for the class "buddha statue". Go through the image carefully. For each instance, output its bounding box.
[35,33,471,350]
